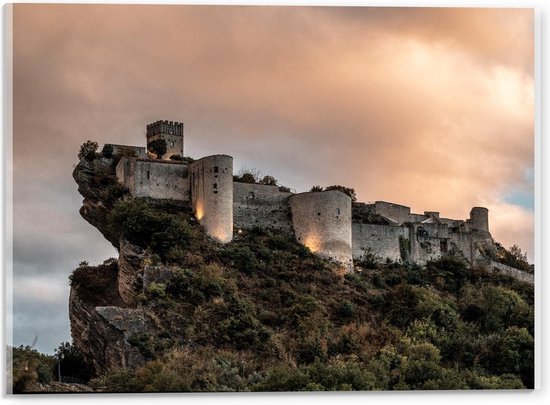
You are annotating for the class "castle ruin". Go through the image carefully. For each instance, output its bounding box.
[113,120,496,272]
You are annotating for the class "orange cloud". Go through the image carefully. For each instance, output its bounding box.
[13,5,534,261]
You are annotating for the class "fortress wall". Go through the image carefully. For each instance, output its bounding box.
[409,223,451,265]
[107,144,146,157]
[116,157,136,195]
[352,223,409,263]
[233,182,293,232]
[449,229,493,265]
[147,133,184,160]
[490,261,534,285]
[407,213,428,223]
[352,202,376,216]
[190,155,233,243]
[289,190,353,270]
[374,201,411,224]
[439,218,463,227]
[134,160,189,201]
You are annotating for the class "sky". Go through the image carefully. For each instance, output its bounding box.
[9,4,534,355]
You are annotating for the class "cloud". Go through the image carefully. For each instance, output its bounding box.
[11,5,534,351]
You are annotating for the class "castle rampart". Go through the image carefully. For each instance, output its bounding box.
[105,144,146,157]
[116,157,189,201]
[289,190,353,271]
[190,155,233,243]
[233,182,293,232]
[409,223,451,265]
[352,223,409,263]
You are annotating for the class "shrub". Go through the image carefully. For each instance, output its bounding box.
[170,154,183,161]
[147,139,167,159]
[78,140,99,161]
[146,282,167,299]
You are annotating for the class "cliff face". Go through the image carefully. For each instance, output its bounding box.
[71,157,160,374]
[72,157,120,249]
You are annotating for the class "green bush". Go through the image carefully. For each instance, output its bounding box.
[78,140,99,161]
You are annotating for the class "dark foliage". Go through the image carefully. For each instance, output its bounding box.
[78,140,99,161]
[148,139,167,159]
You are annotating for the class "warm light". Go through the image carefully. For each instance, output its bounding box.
[303,235,321,253]
[195,203,204,220]
[212,227,232,244]
[238,229,243,234]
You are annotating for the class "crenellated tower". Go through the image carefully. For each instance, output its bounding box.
[146,120,184,160]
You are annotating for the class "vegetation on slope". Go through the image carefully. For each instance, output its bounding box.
[76,198,534,392]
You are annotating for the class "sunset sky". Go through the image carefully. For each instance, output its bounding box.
[10,4,534,354]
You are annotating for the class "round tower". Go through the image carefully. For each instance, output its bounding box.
[189,155,233,243]
[289,190,353,271]
[470,207,489,232]
[146,120,184,160]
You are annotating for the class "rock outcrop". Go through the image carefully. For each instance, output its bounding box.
[72,157,120,248]
[71,157,162,375]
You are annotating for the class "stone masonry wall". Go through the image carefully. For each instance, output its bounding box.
[374,201,411,224]
[190,155,233,243]
[134,160,189,201]
[352,223,409,263]
[490,261,534,284]
[409,223,451,265]
[233,182,293,232]
[289,190,353,270]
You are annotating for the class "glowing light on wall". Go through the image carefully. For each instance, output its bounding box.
[212,226,231,244]
[303,235,321,253]
[195,203,204,220]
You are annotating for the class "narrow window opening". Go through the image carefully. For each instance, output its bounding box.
[146,170,150,180]
[214,166,219,173]
[336,208,341,215]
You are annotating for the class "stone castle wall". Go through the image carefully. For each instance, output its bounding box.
[190,155,233,243]
[134,160,189,201]
[409,223,451,265]
[289,190,353,270]
[233,182,293,232]
[352,223,409,263]
[106,144,146,157]
[373,201,411,224]
[116,157,189,201]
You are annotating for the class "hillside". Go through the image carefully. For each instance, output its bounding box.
[14,148,534,393]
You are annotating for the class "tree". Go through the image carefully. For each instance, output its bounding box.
[508,245,530,271]
[310,185,323,192]
[325,185,357,202]
[260,175,278,186]
[78,140,99,161]
[54,342,93,382]
[170,154,183,161]
[234,167,263,183]
[148,139,167,159]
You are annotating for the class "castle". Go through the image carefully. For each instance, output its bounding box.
[112,120,495,272]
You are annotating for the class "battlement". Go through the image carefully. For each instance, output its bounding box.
[146,120,184,137]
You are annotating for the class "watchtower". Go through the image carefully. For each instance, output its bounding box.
[146,120,184,160]
[470,207,489,232]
